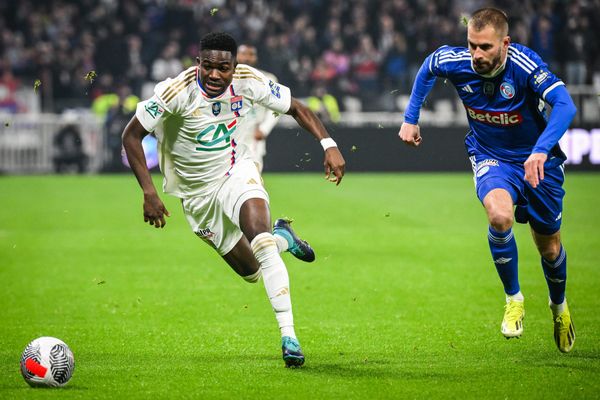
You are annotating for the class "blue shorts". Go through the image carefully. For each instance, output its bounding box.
[469,154,565,235]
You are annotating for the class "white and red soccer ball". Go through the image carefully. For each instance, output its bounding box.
[20,337,75,387]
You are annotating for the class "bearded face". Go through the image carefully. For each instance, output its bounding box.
[467,24,509,75]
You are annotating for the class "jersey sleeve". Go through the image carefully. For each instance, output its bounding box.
[516,48,564,101]
[135,67,196,132]
[510,46,576,154]
[428,45,466,78]
[242,66,291,114]
[403,48,444,124]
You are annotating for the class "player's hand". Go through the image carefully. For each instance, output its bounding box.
[324,147,345,186]
[524,152,548,189]
[143,192,171,228]
[254,129,265,141]
[398,122,422,147]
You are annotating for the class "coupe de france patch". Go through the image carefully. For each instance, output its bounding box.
[230,96,243,112]
[500,82,515,99]
[145,100,164,119]
[212,102,221,116]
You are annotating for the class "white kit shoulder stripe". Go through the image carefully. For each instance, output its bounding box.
[509,57,533,74]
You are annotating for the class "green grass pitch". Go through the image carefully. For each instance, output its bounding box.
[1,172,599,399]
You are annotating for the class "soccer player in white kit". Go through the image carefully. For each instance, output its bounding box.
[235,44,279,172]
[122,32,345,367]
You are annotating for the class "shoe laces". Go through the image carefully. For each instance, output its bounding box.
[282,337,301,352]
[554,313,570,331]
[504,301,524,321]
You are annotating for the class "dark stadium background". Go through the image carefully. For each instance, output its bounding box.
[0,0,598,172]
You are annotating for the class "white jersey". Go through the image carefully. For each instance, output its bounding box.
[135,64,291,197]
[235,69,280,165]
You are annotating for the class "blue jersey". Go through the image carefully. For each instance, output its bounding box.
[404,43,576,168]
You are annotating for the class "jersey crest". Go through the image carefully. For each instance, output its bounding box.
[230,96,243,112]
[500,82,515,99]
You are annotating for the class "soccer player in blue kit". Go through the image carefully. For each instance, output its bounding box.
[398,8,576,352]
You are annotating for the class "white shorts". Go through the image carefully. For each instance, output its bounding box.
[181,159,269,256]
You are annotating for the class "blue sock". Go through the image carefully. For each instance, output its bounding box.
[488,226,520,295]
[541,246,567,305]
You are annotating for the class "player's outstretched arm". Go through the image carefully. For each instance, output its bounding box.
[122,116,170,228]
[286,97,346,185]
[397,52,439,148]
[399,122,422,147]
[525,85,577,188]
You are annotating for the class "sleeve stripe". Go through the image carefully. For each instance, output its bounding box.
[438,57,471,65]
[511,47,539,69]
[161,69,195,98]
[162,75,195,104]
[542,81,565,100]
[160,70,196,102]
[438,52,469,61]
[162,76,196,104]
[508,48,537,71]
[429,53,434,73]
[233,73,263,82]
[509,57,533,74]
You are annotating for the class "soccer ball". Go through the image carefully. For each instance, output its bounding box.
[20,337,75,387]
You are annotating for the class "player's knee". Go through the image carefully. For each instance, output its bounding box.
[539,242,562,261]
[488,210,513,232]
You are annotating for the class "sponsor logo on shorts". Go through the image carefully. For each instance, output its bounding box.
[476,166,490,177]
[465,106,523,126]
[195,227,215,239]
[195,228,216,247]
[500,82,515,99]
[475,159,498,178]
[477,159,499,169]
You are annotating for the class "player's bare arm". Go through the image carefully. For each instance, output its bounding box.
[399,122,422,147]
[122,116,170,228]
[286,97,345,185]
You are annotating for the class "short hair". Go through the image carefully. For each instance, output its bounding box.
[200,32,238,58]
[469,7,509,37]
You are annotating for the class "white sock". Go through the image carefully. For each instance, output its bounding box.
[251,232,296,339]
[550,298,567,315]
[242,269,261,283]
[506,291,524,302]
[273,233,289,254]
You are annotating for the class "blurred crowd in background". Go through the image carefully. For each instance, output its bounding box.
[0,0,599,115]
